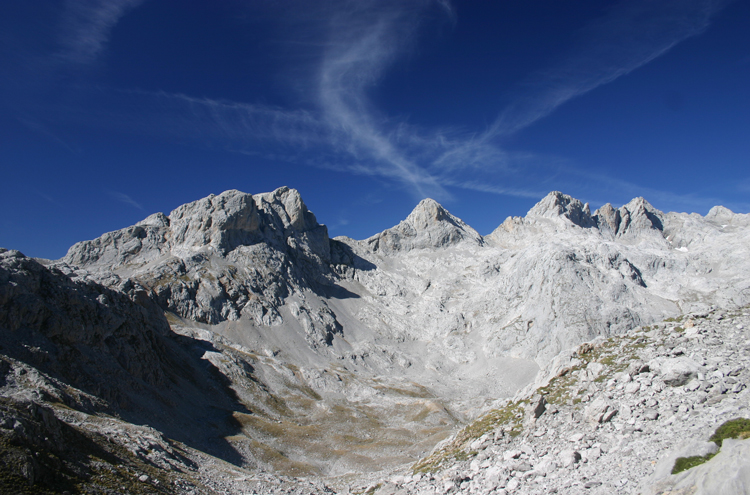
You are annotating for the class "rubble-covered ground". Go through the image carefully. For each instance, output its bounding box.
[3,305,749,494]
[355,305,750,495]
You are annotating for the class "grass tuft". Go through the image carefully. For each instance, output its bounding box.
[672,418,750,474]
[672,453,716,474]
[709,418,750,447]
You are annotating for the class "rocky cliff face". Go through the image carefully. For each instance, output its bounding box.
[367,306,750,495]
[63,188,335,330]
[2,187,750,493]
[0,248,171,404]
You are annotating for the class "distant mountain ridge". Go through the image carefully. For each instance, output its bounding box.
[60,187,750,363]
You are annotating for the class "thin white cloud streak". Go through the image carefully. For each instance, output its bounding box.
[482,0,733,139]
[315,0,451,199]
[47,0,734,211]
[109,191,144,210]
[439,180,549,201]
[277,0,735,202]
[547,166,749,215]
[57,0,145,65]
[147,91,326,147]
[34,190,59,205]
[17,117,78,153]
[425,0,734,201]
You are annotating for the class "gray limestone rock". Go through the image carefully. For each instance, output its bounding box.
[365,198,483,253]
[527,191,595,228]
[647,439,750,495]
[4,187,750,494]
[558,449,581,467]
[585,398,617,424]
[650,356,706,387]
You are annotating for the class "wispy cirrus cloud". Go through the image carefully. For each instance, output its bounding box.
[109,191,144,210]
[17,117,78,153]
[313,0,453,199]
[57,0,145,66]
[47,0,733,209]
[482,0,733,139]
[247,0,733,204]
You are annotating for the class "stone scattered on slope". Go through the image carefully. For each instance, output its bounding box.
[368,306,750,495]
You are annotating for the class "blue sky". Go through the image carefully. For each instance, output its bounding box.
[1,0,749,259]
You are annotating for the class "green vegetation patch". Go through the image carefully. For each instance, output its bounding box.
[412,400,525,474]
[672,418,750,474]
[672,453,717,474]
[709,418,750,447]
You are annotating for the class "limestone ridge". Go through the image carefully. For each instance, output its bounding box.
[594,197,665,240]
[366,198,483,253]
[2,188,750,489]
[494,191,667,242]
[0,249,170,400]
[65,187,330,266]
[526,191,596,228]
[57,187,750,363]
[61,187,338,330]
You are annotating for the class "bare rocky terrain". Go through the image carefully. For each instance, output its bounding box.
[1,187,749,494]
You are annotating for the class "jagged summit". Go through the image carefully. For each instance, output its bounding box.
[705,204,750,227]
[64,186,329,267]
[527,191,595,228]
[365,197,483,252]
[593,196,665,240]
[168,189,262,255]
[60,186,334,326]
[489,191,674,247]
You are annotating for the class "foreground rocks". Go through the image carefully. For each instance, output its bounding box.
[360,306,750,495]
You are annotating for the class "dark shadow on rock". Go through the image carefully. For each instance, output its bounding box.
[316,282,361,300]
[330,239,376,271]
[645,210,664,232]
[0,250,251,466]
[0,396,199,493]
[126,332,252,466]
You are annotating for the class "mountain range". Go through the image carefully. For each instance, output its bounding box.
[1,187,749,493]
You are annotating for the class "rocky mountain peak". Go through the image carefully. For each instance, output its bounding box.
[706,205,734,223]
[592,203,618,233]
[704,205,750,228]
[168,189,261,255]
[136,212,170,228]
[4,187,750,493]
[252,186,321,235]
[601,196,665,241]
[63,187,329,269]
[405,198,452,227]
[527,191,594,228]
[366,198,483,252]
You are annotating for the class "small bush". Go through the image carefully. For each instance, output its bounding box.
[709,418,750,447]
[672,453,716,474]
[671,418,750,474]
